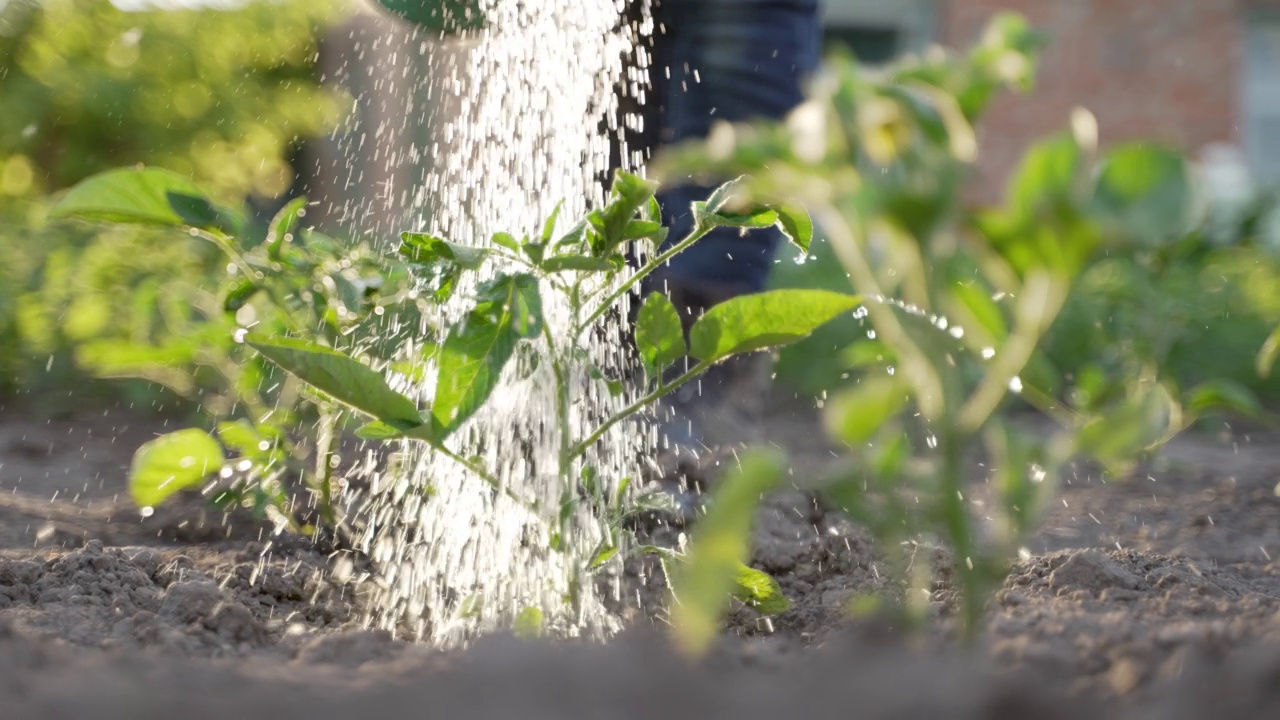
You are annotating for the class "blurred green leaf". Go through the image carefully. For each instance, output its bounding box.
[689,289,862,363]
[50,168,226,228]
[1077,383,1178,468]
[1091,144,1192,247]
[825,376,908,446]
[129,428,225,508]
[216,420,268,458]
[670,448,786,657]
[1184,379,1264,420]
[266,197,307,259]
[514,607,545,639]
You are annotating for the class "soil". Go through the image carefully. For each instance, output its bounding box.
[0,395,1277,718]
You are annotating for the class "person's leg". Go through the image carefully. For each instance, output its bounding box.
[642,1,822,454]
[645,0,822,312]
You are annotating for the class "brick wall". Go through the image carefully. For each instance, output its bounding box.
[936,0,1248,202]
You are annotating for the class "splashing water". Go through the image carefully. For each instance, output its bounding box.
[341,1,654,646]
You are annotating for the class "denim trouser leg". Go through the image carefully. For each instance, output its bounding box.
[647,0,821,299]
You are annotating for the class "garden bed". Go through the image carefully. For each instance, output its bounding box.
[0,399,1277,718]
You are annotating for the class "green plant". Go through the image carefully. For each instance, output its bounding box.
[51,162,854,624]
[659,13,1247,654]
[258,169,851,610]
[49,168,423,533]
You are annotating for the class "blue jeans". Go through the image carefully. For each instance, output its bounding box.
[646,0,821,300]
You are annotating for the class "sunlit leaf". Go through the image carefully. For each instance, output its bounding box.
[399,232,488,302]
[266,197,307,259]
[491,231,521,253]
[129,429,225,508]
[1258,324,1280,378]
[670,449,786,657]
[824,376,908,446]
[732,563,790,614]
[246,335,422,425]
[432,273,543,433]
[774,204,814,253]
[50,168,232,229]
[634,292,686,376]
[514,607,544,639]
[689,289,862,363]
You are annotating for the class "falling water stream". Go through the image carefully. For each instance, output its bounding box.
[342,0,655,645]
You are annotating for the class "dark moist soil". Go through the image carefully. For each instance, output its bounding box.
[0,396,1277,719]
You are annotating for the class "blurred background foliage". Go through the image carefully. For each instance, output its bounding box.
[0,0,352,407]
[771,145,1280,419]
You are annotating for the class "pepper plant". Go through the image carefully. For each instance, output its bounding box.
[48,168,423,534]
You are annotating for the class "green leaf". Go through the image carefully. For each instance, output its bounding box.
[1091,144,1192,247]
[215,420,275,458]
[705,176,748,214]
[129,429,226,508]
[689,290,862,363]
[1258,324,1280,378]
[400,231,487,269]
[491,231,521,253]
[540,255,622,273]
[592,170,659,255]
[1008,134,1082,223]
[433,274,543,433]
[223,278,260,313]
[541,201,564,243]
[634,292,686,376]
[166,193,241,234]
[246,335,422,425]
[400,232,488,302]
[669,448,786,657]
[696,203,777,230]
[824,377,907,446]
[523,241,546,265]
[355,420,434,443]
[949,282,1007,344]
[50,168,229,228]
[266,197,307,259]
[589,545,620,570]
[774,204,813,253]
[622,219,664,241]
[732,563,790,614]
[1077,383,1178,468]
[1184,379,1264,420]
[514,607,544,639]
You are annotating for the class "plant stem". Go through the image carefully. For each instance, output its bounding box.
[544,321,573,482]
[938,427,982,641]
[568,359,711,460]
[429,440,538,512]
[577,226,711,338]
[813,204,946,419]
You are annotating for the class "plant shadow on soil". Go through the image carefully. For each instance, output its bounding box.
[0,391,1277,719]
